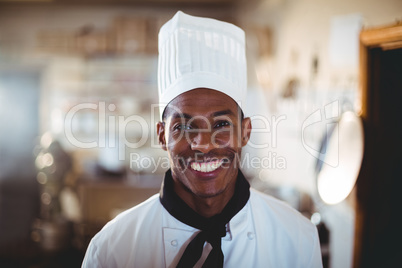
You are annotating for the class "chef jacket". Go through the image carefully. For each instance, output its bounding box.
[82,189,323,268]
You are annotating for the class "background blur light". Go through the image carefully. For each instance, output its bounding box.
[317,112,364,205]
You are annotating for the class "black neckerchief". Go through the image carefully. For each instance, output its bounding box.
[159,169,250,268]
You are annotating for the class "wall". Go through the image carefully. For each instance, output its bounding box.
[238,0,402,92]
[0,4,236,59]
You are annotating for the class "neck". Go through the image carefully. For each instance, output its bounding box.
[173,177,237,218]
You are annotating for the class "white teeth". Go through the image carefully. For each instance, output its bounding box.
[206,164,212,172]
[201,164,207,172]
[190,160,223,173]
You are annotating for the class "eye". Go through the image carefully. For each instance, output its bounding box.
[173,123,192,131]
[214,120,232,128]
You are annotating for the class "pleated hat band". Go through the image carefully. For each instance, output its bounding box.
[157,11,247,119]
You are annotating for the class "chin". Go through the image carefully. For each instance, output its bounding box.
[192,188,226,199]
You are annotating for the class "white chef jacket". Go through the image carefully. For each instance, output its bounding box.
[82,189,323,268]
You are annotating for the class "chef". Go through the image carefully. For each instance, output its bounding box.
[82,11,322,268]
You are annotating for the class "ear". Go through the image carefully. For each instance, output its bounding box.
[156,122,167,151]
[241,117,252,147]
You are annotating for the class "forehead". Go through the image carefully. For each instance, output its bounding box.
[165,88,239,119]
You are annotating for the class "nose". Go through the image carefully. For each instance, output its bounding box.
[190,131,215,153]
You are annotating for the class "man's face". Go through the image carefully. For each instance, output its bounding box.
[157,88,251,199]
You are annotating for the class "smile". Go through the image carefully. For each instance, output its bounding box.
[190,160,223,173]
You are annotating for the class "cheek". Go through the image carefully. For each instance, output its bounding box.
[166,130,185,149]
[212,129,241,148]
[170,129,194,146]
[166,135,190,156]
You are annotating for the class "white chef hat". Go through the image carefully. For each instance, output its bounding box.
[158,11,247,119]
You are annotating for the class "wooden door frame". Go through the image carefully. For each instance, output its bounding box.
[359,22,402,119]
[354,22,402,268]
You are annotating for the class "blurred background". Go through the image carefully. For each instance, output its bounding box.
[0,0,401,267]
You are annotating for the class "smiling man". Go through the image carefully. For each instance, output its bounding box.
[82,11,322,268]
[158,88,250,215]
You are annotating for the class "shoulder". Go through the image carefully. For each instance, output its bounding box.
[249,189,322,267]
[82,194,164,267]
[249,188,314,231]
[95,193,162,241]
[107,193,162,226]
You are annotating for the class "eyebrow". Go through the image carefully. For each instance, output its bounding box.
[212,109,235,118]
[169,109,235,120]
[170,112,192,120]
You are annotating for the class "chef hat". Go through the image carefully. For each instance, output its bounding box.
[158,11,247,119]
